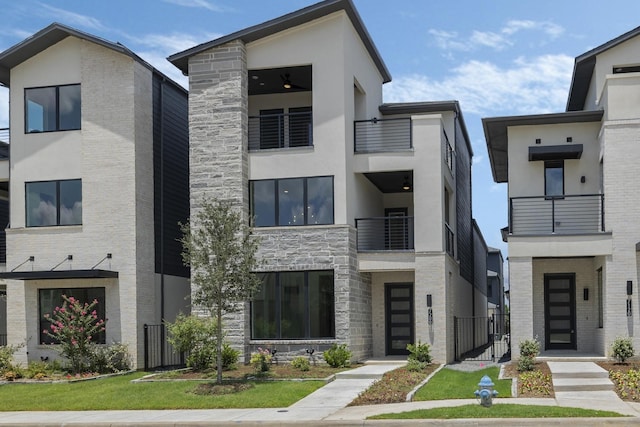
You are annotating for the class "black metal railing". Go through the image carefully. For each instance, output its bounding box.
[354,118,412,153]
[143,323,185,371]
[509,194,605,235]
[249,111,312,151]
[454,314,510,362]
[355,216,414,251]
[445,223,455,257]
[0,128,8,144]
[0,334,6,347]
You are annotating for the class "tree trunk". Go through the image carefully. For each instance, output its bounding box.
[216,305,223,384]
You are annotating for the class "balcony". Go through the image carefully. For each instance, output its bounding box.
[355,216,414,251]
[509,194,605,235]
[248,111,312,151]
[354,118,411,153]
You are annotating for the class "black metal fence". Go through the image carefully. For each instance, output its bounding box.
[0,334,6,347]
[454,314,510,362]
[143,324,185,371]
[355,216,414,251]
[354,118,412,153]
[510,194,604,235]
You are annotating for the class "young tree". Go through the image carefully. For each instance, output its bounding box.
[180,197,261,384]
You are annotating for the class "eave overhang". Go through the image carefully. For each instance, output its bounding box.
[528,144,583,161]
[0,269,118,280]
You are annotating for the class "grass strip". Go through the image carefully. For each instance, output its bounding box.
[370,404,625,419]
[413,366,511,400]
[0,372,324,410]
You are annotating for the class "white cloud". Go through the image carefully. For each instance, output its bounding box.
[383,54,574,116]
[162,0,229,12]
[136,50,188,88]
[36,3,106,31]
[134,32,215,53]
[430,19,565,53]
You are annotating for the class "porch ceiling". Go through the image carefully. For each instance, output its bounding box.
[363,171,413,193]
[249,65,311,95]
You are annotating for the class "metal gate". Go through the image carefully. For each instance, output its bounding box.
[454,314,510,362]
[143,324,186,370]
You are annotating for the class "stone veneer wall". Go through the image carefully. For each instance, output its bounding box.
[240,225,372,362]
[187,40,249,322]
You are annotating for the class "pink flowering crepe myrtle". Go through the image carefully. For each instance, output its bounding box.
[43,295,107,374]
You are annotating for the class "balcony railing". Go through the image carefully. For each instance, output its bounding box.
[443,129,454,173]
[0,128,8,144]
[248,111,312,151]
[355,216,414,251]
[509,194,605,235]
[354,118,412,153]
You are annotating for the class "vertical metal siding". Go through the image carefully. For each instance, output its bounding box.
[455,118,474,283]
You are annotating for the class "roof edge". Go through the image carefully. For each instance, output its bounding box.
[167,0,391,83]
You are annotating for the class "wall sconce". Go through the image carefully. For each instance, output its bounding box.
[426,294,432,307]
[627,281,633,317]
[580,176,586,183]
[427,294,433,325]
[583,288,589,301]
[628,281,633,296]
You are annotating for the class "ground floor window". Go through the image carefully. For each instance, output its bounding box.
[39,287,106,344]
[251,270,334,339]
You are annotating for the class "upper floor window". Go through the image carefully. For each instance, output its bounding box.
[25,84,81,133]
[250,176,333,227]
[26,179,82,227]
[544,160,564,197]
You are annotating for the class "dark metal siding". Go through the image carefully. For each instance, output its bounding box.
[0,199,7,264]
[455,117,473,284]
[153,76,189,278]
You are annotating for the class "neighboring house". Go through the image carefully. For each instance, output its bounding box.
[487,247,504,316]
[0,23,190,368]
[484,26,640,357]
[169,0,487,363]
[0,132,7,347]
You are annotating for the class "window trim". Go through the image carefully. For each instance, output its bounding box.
[25,179,82,227]
[250,270,335,340]
[24,83,81,134]
[544,160,564,197]
[250,175,334,227]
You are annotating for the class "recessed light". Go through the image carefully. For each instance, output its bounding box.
[251,75,259,80]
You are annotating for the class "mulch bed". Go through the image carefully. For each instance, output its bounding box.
[597,361,640,401]
[191,381,255,395]
[502,361,554,398]
[154,363,357,381]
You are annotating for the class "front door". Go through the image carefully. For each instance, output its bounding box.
[385,283,414,355]
[544,274,576,350]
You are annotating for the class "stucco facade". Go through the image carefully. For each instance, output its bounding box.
[485,26,640,358]
[171,0,486,364]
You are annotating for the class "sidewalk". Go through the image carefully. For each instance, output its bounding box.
[0,362,639,425]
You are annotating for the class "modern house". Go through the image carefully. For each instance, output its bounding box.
[484,26,640,358]
[169,0,487,363]
[0,23,190,368]
[487,247,505,316]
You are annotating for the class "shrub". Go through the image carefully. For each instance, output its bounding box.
[250,348,272,373]
[0,343,23,373]
[220,343,239,370]
[323,344,351,368]
[24,361,57,379]
[166,314,217,371]
[43,295,107,374]
[407,341,432,364]
[291,356,311,371]
[612,337,634,363]
[517,337,540,372]
[88,343,132,373]
[406,358,428,372]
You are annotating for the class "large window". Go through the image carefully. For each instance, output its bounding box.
[250,176,333,227]
[39,287,106,345]
[25,84,81,133]
[544,160,564,197]
[251,271,335,339]
[26,179,82,227]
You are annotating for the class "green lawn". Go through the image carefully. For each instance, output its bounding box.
[0,372,324,410]
[413,367,512,400]
[370,404,625,419]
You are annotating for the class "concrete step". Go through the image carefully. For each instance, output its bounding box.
[551,370,609,379]
[552,377,614,392]
[547,361,609,379]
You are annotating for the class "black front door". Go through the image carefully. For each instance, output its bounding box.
[544,274,576,350]
[385,283,414,355]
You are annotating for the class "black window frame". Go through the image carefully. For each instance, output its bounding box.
[25,179,82,227]
[250,176,334,227]
[544,160,564,197]
[24,84,81,133]
[38,287,106,345]
[250,270,335,340]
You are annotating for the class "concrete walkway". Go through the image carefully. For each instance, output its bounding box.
[1,361,640,425]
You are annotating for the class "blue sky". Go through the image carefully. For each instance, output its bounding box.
[1,0,640,278]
